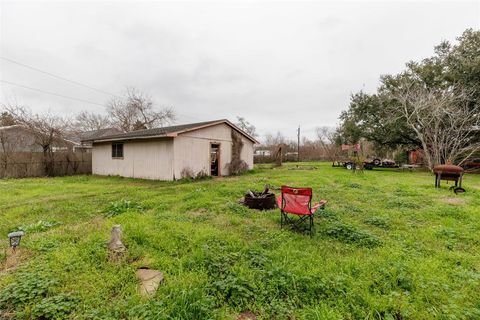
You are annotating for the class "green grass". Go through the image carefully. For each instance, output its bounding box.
[1,162,480,319]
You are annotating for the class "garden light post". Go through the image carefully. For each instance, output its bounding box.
[8,231,24,252]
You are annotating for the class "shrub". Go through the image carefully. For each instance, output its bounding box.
[180,167,211,181]
[195,170,210,180]
[226,131,249,175]
[180,167,195,179]
[227,159,249,176]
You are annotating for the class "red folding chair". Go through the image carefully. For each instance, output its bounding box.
[277,186,327,235]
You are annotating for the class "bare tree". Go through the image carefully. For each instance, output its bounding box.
[235,116,257,137]
[107,88,175,132]
[3,105,70,175]
[316,126,339,161]
[392,85,480,170]
[74,111,112,131]
[264,131,287,146]
[0,111,16,126]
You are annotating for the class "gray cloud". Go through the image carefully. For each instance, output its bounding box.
[1,0,479,140]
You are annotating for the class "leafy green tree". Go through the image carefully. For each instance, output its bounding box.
[338,92,419,149]
[337,29,480,153]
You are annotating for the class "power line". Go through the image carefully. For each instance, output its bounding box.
[1,79,207,121]
[0,80,106,107]
[0,57,215,122]
[0,56,122,98]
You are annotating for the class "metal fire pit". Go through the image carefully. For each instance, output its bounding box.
[433,164,465,193]
[243,189,277,210]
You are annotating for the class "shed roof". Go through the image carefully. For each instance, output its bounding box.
[85,119,259,144]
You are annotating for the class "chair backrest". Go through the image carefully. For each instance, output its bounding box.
[280,186,312,215]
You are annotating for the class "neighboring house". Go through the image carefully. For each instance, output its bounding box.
[254,149,271,157]
[0,125,76,152]
[66,128,122,153]
[84,119,259,180]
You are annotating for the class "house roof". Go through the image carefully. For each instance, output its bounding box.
[85,119,259,144]
[0,124,22,131]
[75,128,123,142]
[0,124,78,146]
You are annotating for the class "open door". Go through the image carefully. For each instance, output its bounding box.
[210,143,220,176]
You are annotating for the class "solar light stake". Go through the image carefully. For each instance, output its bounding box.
[8,231,24,252]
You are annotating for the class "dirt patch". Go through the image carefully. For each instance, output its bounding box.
[288,165,318,170]
[0,248,32,274]
[237,311,257,320]
[442,197,466,205]
[189,209,210,218]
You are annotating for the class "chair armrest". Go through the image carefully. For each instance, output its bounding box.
[276,195,283,208]
[311,200,327,213]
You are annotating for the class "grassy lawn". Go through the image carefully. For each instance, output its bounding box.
[1,162,480,319]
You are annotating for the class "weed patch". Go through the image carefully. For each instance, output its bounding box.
[31,293,78,319]
[322,223,382,248]
[385,198,421,209]
[0,269,77,318]
[104,199,145,217]
[363,216,390,229]
[226,201,251,216]
[15,220,60,233]
[370,262,415,294]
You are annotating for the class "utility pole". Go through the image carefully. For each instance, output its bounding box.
[297,125,300,162]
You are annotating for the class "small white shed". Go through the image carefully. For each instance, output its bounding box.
[86,119,258,180]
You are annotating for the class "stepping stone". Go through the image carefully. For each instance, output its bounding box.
[136,268,164,297]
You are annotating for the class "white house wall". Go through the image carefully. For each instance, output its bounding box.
[173,123,254,179]
[240,136,254,169]
[92,138,174,180]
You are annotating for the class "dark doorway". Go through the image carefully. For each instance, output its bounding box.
[210,143,220,176]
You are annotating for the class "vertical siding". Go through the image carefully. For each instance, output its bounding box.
[173,123,254,178]
[92,138,174,180]
[241,136,254,169]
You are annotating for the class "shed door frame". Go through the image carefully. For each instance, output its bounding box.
[210,142,221,176]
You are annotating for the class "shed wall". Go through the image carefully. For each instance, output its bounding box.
[173,123,254,178]
[92,138,174,180]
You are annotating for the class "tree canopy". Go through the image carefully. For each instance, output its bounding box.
[337,29,480,164]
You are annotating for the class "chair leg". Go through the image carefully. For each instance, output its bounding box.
[310,214,314,237]
[280,211,283,229]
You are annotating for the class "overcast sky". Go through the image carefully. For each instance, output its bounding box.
[1,0,479,140]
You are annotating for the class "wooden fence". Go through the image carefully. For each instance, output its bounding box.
[0,152,92,178]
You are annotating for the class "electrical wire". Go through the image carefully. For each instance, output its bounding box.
[0,57,218,122]
[0,79,106,107]
[1,79,208,121]
[0,56,122,98]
